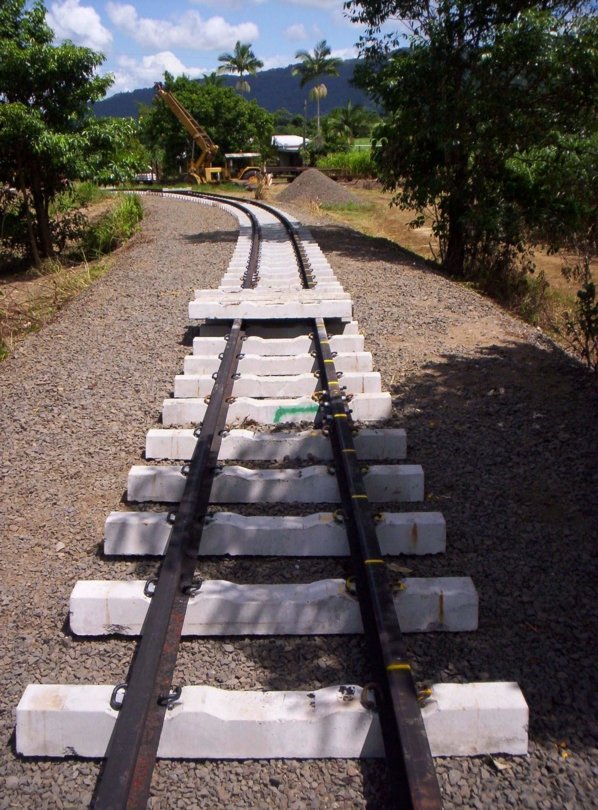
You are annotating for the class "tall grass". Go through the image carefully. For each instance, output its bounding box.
[1,192,144,361]
[81,194,143,258]
[316,151,376,178]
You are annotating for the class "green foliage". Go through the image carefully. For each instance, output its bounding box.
[293,40,341,89]
[273,108,306,135]
[140,74,274,177]
[51,182,106,214]
[508,132,598,254]
[201,72,226,88]
[559,255,598,371]
[319,202,367,214]
[293,41,342,134]
[324,101,371,144]
[564,279,598,372]
[316,151,376,177]
[81,194,142,259]
[77,117,148,185]
[0,186,27,268]
[348,1,598,292]
[0,1,145,263]
[217,41,263,93]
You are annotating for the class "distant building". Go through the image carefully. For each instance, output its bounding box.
[271,135,307,167]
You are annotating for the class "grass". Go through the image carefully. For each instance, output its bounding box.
[316,151,376,177]
[0,258,111,359]
[0,192,143,361]
[293,183,598,368]
[51,181,108,214]
[352,139,371,153]
[316,187,439,261]
[79,193,142,259]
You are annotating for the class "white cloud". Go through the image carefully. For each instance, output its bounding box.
[330,46,358,60]
[106,4,259,51]
[260,54,296,70]
[284,23,307,42]
[190,0,266,8]
[106,51,207,94]
[47,0,112,51]
[284,0,344,9]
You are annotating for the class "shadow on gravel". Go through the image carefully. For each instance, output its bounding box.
[180,324,201,347]
[183,230,239,245]
[388,339,597,755]
[307,222,440,273]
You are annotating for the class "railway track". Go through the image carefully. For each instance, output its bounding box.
[15,190,528,809]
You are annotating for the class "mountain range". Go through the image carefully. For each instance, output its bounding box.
[94,59,373,119]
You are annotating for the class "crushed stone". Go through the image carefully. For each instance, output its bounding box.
[277,168,362,207]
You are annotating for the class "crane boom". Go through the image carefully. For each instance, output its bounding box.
[155,83,222,183]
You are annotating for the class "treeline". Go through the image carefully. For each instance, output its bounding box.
[348,0,597,368]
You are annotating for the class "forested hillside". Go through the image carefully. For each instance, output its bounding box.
[94,59,373,118]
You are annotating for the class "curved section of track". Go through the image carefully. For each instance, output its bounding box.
[15,189,528,810]
[102,189,440,808]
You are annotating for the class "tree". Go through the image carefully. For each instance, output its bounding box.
[292,40,341,134]
[217,41,263,94]
[201,72,226,88]
[141,73,274,177]
[346,2,598,280]
[325,101,369,144]
[0,0,138,265]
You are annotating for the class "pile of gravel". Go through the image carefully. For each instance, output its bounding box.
[277,168,362,207]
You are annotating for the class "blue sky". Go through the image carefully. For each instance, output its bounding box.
[44,0,374,96]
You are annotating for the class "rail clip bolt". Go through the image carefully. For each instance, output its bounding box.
[144,579,158,598]
[360,683,380,711]
[183,578,203,597]
[109,683,128,711]
[157,685,182,710]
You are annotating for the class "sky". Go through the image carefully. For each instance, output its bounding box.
[44,0,376,97]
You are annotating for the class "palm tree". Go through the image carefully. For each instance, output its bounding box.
[217,41,263,94]
[325,101,368,144]
[201,71,226,88]
[292,40,341,135]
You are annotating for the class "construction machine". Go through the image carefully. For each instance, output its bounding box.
[154,83,223,183]
[154,83,263,185]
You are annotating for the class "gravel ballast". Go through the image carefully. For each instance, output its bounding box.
[1,192,596,809]
[277,169,362,207]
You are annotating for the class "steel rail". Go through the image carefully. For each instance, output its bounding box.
[116,189,442,807]
[310,316,443,810]
[252,198,443,809]
[93,198,261,810]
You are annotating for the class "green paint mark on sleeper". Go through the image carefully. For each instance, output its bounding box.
[273,403,319,423]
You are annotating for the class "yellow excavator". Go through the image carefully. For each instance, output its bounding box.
[155,83,263,185]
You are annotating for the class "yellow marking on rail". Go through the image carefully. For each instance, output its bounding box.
[324,359,334,364]
[334,413,347,419]
[351,494,368,500]
[387,663,412,672]
[364,559,385,565]
[342,448,357,454]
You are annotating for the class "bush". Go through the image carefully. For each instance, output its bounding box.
[51,181,106,214]
[560,256,598,372]
[316,151,376,178]
[464,240,550,324]
[81,194,142,258]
